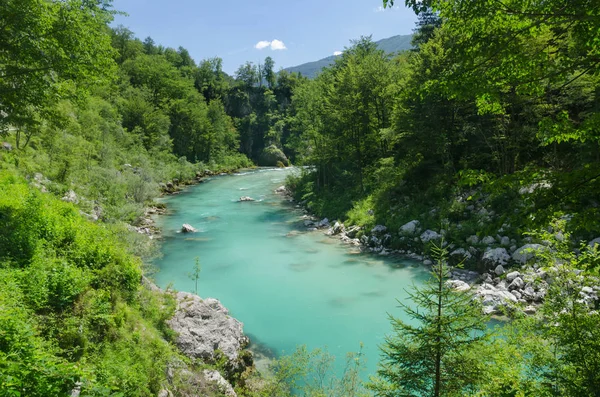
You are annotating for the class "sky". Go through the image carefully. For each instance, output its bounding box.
[111,0,418,75]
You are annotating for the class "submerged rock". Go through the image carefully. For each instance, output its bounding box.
[181,224,197,233]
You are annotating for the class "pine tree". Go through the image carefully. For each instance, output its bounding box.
[369,241,490,397]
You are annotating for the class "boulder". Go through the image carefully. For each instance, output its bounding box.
[345,225,361,238]
[331,221,344,235]
[420,229,441,243]
[168,292,249,367]
[522,286,536,301]
[466,235,480,245]
[258,145,289,167]
[508,277,525,291]
[317,218,330,228]
[399,220,420,235]
[482,248,511,267]
[275,185,288,194]
[481,236,496,245]
[506,271,521,282]
[202,370,237,397]
[589,237,600,248]
[61,190,79,204]
[447,280,471,292]
[239,196,255,202]
[476,284,518,314]
[523,306,537,315]
[181,224,197,233]
[449,248,473,263]
[494,264,506,276]
[512,244,545,264]
[2,142,13,151]
[371,225,387,235]
[500,236,511,246]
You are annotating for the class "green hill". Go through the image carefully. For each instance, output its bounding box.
[284,34,413,78]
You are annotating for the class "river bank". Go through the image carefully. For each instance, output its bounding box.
[149,167,430,381]
[280,183,600,317]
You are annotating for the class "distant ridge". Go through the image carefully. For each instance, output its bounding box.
[284,34,413,79]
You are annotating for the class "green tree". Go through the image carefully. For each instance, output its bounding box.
[263,56,276,89]
[369,242,489,397]
[0,0,117,136]
[188,257,202,295]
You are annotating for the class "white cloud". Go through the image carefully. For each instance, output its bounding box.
[255,41,271,50]
[333,51,342,56]
[254,39,287,51]
[270,39,287,50]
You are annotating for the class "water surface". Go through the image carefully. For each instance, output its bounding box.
[154,168,429,376]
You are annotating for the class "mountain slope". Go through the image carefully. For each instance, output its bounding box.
[284,34,413,78]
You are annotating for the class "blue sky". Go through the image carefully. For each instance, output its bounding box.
[111,0,417,75]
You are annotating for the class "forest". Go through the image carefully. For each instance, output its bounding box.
[1,0,600,396]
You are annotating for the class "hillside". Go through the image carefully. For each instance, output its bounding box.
[284,34,413,78]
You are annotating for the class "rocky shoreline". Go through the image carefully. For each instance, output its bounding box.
[275,186,600,317]
[144,279,250,397]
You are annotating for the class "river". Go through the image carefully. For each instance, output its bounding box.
[153,167,429,378]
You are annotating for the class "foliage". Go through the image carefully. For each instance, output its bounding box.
[368,242,490,397]
[0,172,183,395]
[261,345,368,397]
[0,0,117,137]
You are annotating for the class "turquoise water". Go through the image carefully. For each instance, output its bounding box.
[153,168,429,377]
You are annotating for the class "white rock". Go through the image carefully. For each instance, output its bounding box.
[420,229,441,243]
[371,224,387,234]
[203,370,237,397]
[523,305,537,315]
[482,236,496,245]
[62,190,79,204]
[181,224,197,233]
[399,220,420,235]
[466,235,479,245]
[450,248,473,261]
[167,292,248,367]
[512,244,545,264]
[331,221,344,235]
[447,280,471,292]
[500,236,511,246]
[494,264,506,276]
[506,271,521,282]
[317,218,330,228]
[589,237,600,248]
[239,196,255,202]
[519,182,552,195]
[508,277,525,291]
[483,248,511,266]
